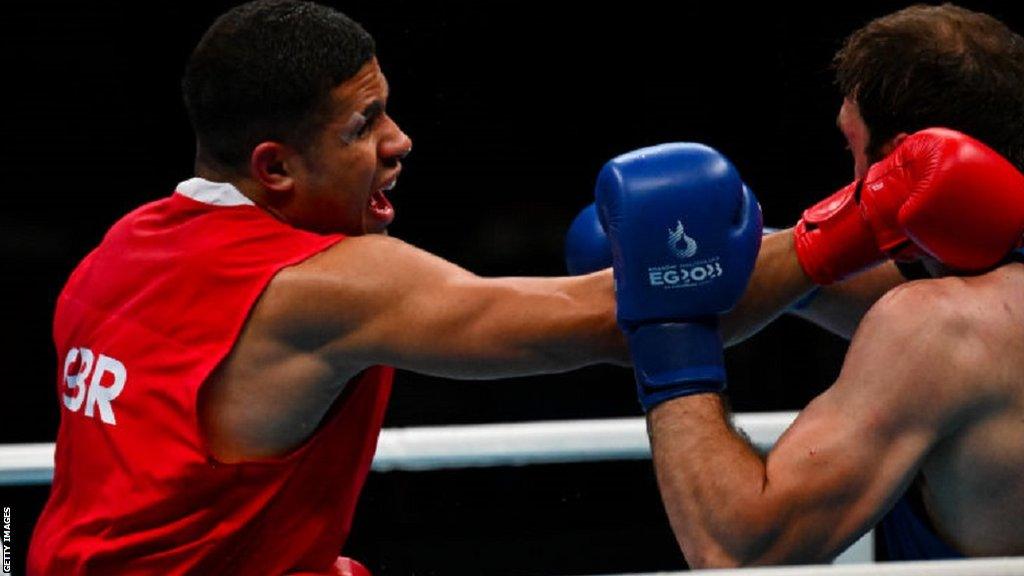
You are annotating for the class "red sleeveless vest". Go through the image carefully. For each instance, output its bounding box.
[29,179,393,575]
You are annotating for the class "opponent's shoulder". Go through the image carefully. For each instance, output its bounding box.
[861,275,978,341]
[846,277,987,392]
[866,265,1023,345]
[849,273,1011,419]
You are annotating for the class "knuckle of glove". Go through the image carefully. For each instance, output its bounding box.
[596,142,759,322]
[897,128,1024,271]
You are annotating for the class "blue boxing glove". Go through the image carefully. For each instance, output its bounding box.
[565,202,767,276]
[565,203,612,275]
[596,143,762,411]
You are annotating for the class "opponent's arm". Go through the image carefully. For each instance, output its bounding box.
[786,261,905,339]
[719,229,814,344]
[649,282,1001,567]
[564,181,905,347]
[722,229,906,343]
[263,233,626,379]
[731,128,1024,343]
[722,231,907,344]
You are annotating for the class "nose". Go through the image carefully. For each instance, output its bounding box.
[380,114,413,162]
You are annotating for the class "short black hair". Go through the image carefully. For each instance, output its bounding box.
[835,4,1024,170]
[182,0,376,172]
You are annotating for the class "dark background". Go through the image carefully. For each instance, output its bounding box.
[3,1,1022,574]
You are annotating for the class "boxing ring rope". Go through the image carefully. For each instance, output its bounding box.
[0,412,797,483]
[3,412,1024,573]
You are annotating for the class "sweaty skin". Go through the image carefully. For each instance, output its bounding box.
[650,264,1024,565]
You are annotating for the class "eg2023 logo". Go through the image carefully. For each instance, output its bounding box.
[647,220,724,288]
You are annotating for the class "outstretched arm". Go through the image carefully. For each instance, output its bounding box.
[203,233,626,462]
[787,261,905,340]
[720,229,815,345]
[262,233,627,379]
[722,229,905,346]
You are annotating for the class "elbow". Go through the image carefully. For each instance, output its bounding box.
[682,524,836,569]
[683,540,769,570]
[685,542,784,570]
[678,509,789,569]
[683,545,745,570]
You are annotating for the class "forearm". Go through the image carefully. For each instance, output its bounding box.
[788,262,905,339]
[391,269,626,379]
[492,269,627,370]
[720,230,906,344]
[648,394,775,567]
[721,230,816,345]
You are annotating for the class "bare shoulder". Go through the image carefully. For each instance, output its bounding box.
[860,270,1004,345]
[256,234,470,346]
[853,276,970,355]
[845,265,1023,424]
[271,233,460,299]
[283,233,461,278]
[864,264,1024,356]
[201,234,470,461]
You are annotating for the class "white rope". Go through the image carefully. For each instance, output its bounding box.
[7,412,1020,572]
[0,411,870,565]
[0,443,53,486]
[0,411,797,483]
[373,411,794,471]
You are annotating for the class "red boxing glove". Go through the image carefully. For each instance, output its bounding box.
[896,129,1024,271]
[795,128,1024,284]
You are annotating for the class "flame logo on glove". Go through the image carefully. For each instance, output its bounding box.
[668,220,698,260]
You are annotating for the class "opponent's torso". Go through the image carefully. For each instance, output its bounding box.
[919,390,1024,556]
[902,263,1024,557]
[29,179,394,575]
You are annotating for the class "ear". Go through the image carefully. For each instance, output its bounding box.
[249,141,295,194]
[878,132,910,157]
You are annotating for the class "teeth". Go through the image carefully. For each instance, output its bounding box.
[380,179,397,192]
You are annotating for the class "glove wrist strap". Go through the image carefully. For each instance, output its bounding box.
[628,321,725,412]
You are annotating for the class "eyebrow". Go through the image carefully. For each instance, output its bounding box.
[361,100,384,122]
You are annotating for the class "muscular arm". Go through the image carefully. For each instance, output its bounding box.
[721,228,905,345]
[721,229,814,345]
[271,234,626,378]
[650,282,999,567]
[202,234,625,461]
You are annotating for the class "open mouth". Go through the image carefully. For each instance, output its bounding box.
[368,177,396,223]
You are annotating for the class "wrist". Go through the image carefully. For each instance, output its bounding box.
[628,321,726,412]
